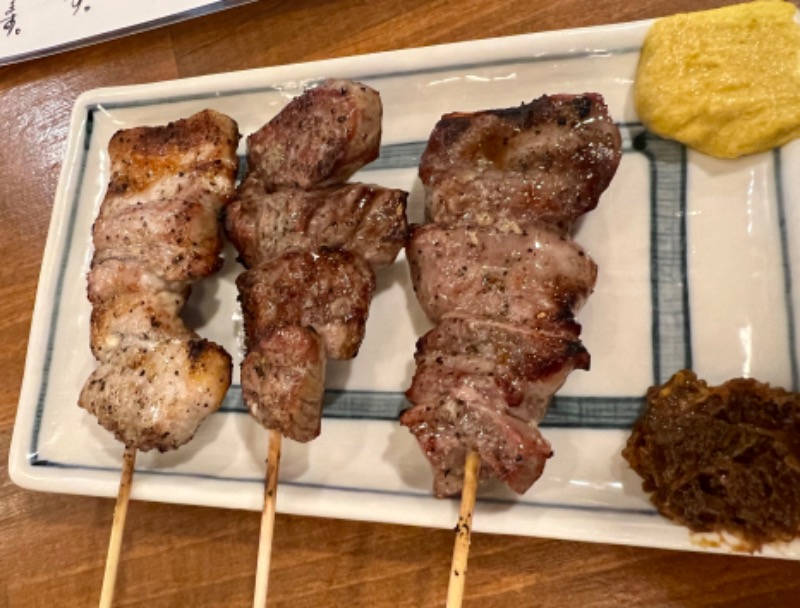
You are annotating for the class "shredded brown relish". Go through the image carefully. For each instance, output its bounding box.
[623,369,800,552]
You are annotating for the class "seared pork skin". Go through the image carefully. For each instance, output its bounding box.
[420,93,621,231]
[227,79,407,442]
[226,176,407,270]
[79,110,239,451]
[402,93,620,496]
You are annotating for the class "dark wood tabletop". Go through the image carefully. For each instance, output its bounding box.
[4,1,800,606]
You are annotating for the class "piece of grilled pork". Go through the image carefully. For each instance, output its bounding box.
[247,79,382,189]
[241,326,327,443]
[406,222,597,333]
[413,316,590,423]
[79,110,239,452]
[420,93,621,232]
[402,94,621,496]
[227,79,407,442]
[227,176,407,270]
[237,250,376,360]
[403,365,555,496]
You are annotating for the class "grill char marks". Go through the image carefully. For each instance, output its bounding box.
[401,371,554,496]
[106,108,240,201]
[226,175,407,270]
[237,250,376,361]
[79,110,240,451]
[402,93,621,496]
[420,93,621,231]
[226,79,408,442]
[414,316,590,421]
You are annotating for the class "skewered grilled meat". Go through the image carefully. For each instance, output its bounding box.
[402,316,590,496]
[402,94,621,496]
[92,199,223,282]
[241,326,326,443]
[79,109,240,452]
[403,365,554,496]
[81,339,232,451]
[247,79,382,189]
[406,222,597,332]
[87,259,189,305]
[420,93,621,231]
[413,316,590,422]
[227,79,407,442]
[89,289,191,360]
[237,249,376,360]
[226,176,407,270]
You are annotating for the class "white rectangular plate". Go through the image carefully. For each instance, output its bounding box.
[10,18,800,558]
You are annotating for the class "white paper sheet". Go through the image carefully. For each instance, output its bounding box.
[1,0,253,66]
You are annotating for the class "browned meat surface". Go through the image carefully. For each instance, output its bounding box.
[104,108,240,214]
[403,315,588,497]
[237,249,376,360]
[87,259,189,305]
[80,339,231,451]
[92,108,239,284]
[228,79,406,442]
[93,199,223,282]
[226,175,407,270]
[420,94,621,231]
[623,370,800,552]
[415,315,589,422]
[402,363,553,496]
[407,222,597,331]
[89,291,191,361]
[247,79,382,189]
[402,93,620,497]
[241,326,326,443]
[79,110,239,451]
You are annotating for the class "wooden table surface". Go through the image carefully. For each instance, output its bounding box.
[3,1,800,606]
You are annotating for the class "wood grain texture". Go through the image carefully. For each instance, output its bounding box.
[3,1,800,606]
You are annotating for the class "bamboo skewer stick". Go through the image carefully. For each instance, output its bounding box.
[446,450,481,608]
[99,445,137,608]
[253,429,283,608]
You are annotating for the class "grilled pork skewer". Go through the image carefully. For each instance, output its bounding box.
[224,79,407,606]
[78,110,240,606]
[404,93,621,496]
[402,94,622,606]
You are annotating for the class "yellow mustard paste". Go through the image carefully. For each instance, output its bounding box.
[634,0,800,158]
